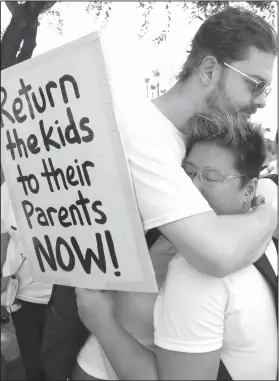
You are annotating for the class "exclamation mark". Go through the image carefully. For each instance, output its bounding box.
[105,230,121,277]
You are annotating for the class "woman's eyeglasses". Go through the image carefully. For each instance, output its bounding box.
[223,62,271,98]
[184,162,246,185]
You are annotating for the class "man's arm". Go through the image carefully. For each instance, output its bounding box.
[76,289,158,380]
[123,113,277,277]
[156,347,220,380]
[160,201,276,277]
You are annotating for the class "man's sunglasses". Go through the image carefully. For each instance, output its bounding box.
[223,62,271,98]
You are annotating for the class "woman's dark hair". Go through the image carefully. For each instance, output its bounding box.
[184,112,267,186]
[178,7,278,81]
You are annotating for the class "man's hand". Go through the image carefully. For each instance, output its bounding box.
[75,288,115,332]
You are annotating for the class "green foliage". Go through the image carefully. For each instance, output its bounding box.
[150,1,277,44]
[186,1,277,25]
[137,2,153,39]
[41,3,63,34]
[85,1,112,30]
[16,1,277,45]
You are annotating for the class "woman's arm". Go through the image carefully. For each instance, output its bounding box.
[156,347,221,380]
[76,288,158,380]
[92,315,158,380]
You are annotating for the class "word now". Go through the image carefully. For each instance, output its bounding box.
[33,231,121,277]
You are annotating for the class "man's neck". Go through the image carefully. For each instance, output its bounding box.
[151,79,206,134]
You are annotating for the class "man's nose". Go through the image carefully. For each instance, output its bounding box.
[252,92,267,109]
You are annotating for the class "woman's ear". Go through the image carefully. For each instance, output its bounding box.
[244,178,258,202]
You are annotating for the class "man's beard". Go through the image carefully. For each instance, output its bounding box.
[205,76,257,117]
[206,75,234,114]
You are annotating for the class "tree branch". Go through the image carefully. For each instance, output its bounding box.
[1,1,57,69]
[5,1,22,16]
[1,15,26,69]
[5,1,28,22]
[40,1,57,14]
[26,1,57,20]
[16,24,38,64]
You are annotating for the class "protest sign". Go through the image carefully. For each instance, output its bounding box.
[1,32,157,293]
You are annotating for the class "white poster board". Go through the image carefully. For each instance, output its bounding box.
[1,32,157,293]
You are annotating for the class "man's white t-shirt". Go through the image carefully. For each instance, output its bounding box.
[1,182,52,304]
[154,241,278,380]
[77,96,212,378]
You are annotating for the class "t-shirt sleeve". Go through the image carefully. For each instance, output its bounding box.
[1,182,17,236]
[154,255,228,353]
[117,100,212,230]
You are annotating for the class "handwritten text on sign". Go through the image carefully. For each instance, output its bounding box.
[1,33,157,292]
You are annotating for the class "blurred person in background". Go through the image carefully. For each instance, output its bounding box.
[1,181,53,381]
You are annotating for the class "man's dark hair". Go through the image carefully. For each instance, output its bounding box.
[178,7,278,81]
[184,112,267,186]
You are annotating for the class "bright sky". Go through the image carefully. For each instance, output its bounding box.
[1,1,277,139]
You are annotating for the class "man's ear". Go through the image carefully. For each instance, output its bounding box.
[199,56,220,85]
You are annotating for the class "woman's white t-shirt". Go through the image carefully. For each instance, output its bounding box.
[154,241,278,380]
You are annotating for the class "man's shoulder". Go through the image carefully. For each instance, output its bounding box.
[115,96,186,165]
[115,95,153,122]
[115,95,181,139]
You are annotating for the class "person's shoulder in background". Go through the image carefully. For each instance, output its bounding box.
[260,160,277,177]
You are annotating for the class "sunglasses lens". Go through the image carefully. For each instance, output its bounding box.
[254,82,271,97]
[264,86,271,97]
